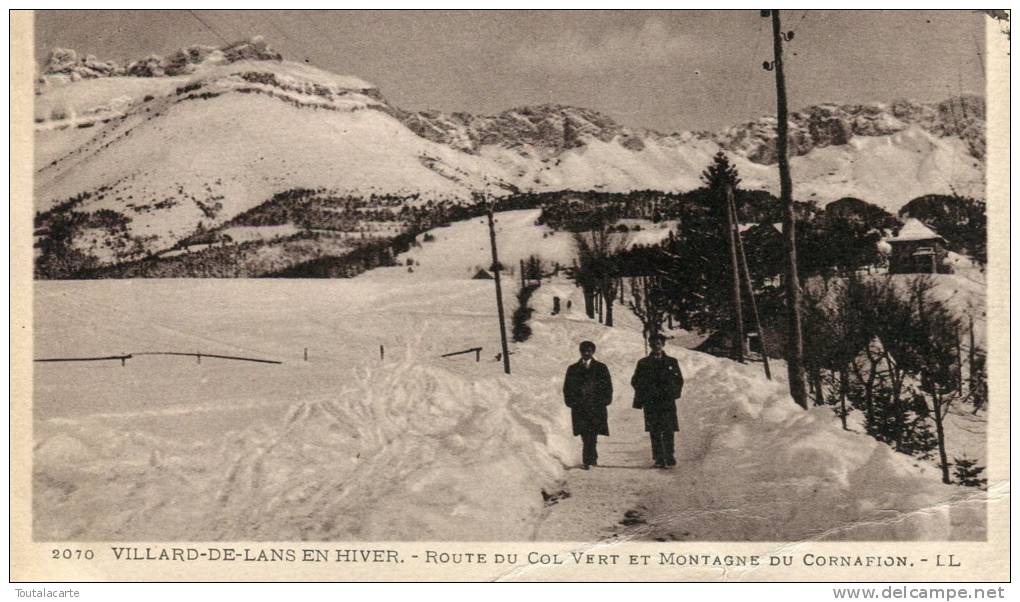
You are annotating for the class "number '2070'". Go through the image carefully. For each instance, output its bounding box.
[51,549,94,560]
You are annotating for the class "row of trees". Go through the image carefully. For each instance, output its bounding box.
[566,153,987,348]
[536,186,816,232]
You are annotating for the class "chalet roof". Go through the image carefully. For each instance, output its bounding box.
[887,218,945,243]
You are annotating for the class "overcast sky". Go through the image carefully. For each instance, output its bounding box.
[35,10,987,132]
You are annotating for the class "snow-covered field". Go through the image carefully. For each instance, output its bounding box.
[33,210,986,541]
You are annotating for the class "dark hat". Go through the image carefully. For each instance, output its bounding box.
[579,340,596,352]
[649,334,667,344]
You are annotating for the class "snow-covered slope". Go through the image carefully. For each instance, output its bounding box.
[33,210,986,541]
[33,39,984,265]
[34,59,497,259]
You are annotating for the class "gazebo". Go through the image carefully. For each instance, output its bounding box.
[886,219,950,274]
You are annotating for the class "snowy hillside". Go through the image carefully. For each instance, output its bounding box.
[33,210,985,541]
[33,39,984,271]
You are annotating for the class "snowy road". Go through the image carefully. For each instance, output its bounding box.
[535,392,695,542]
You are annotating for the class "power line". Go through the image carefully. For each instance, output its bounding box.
[265,14,308,62]
[738,15,768,122]
[972,32,986,73]
[295,10,338,64]
[186,10,232,46]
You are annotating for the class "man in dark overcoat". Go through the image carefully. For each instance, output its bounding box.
[562,340,613,469]
[630,334,684,468]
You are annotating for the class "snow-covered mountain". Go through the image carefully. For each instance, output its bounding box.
[33,38,985,269]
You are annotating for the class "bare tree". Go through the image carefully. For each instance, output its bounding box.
[629,275,668,350]
[907,277,968,484]
[801,277,872,429]
[572,226,629,327]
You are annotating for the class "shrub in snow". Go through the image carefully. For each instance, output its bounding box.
[522,254,545,281]
[512,284,539,343]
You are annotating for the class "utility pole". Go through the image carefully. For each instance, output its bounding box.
[766,9,808,409]
[487,206,512,375]
[725,184,746,362]
[730,189,771,380]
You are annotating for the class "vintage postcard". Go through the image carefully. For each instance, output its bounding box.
[9,9,1010,583]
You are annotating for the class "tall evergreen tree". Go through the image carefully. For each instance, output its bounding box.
[701,151,742,191]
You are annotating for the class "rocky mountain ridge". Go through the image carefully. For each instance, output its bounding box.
[32,38,986,276]
[39,39,985,166]
[39,37,283,82]
[397,96,985,166]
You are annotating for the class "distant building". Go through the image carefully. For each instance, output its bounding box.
[694,327,786,360]
[471,268,494,280]
[886,219,951,274]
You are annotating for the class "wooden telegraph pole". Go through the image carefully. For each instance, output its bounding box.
[725,184,746,362]
[487,205,512,375]
[766,9,808,408]
[729,188,772,380]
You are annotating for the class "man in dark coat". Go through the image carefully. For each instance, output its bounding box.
[562,340,613,469]
[631,334,684,468]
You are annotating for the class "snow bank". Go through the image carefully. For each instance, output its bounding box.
[34,356,573,540]
[674,354,986,540]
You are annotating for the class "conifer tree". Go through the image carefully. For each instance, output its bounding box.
[702,152,746,360]
[952,456,987,489]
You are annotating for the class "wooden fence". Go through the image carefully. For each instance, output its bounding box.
[34,351,282,366]
[440,347,483,362]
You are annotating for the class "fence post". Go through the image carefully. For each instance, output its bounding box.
[475,348,480,362]
[197,351,201,365]
[304,347,308,362]
[380,345,384,361]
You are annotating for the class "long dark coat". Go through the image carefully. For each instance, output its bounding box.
[562,359,613,436]
[630,354,684,433]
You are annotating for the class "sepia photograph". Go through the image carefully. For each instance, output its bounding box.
[9,8,1010,584]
